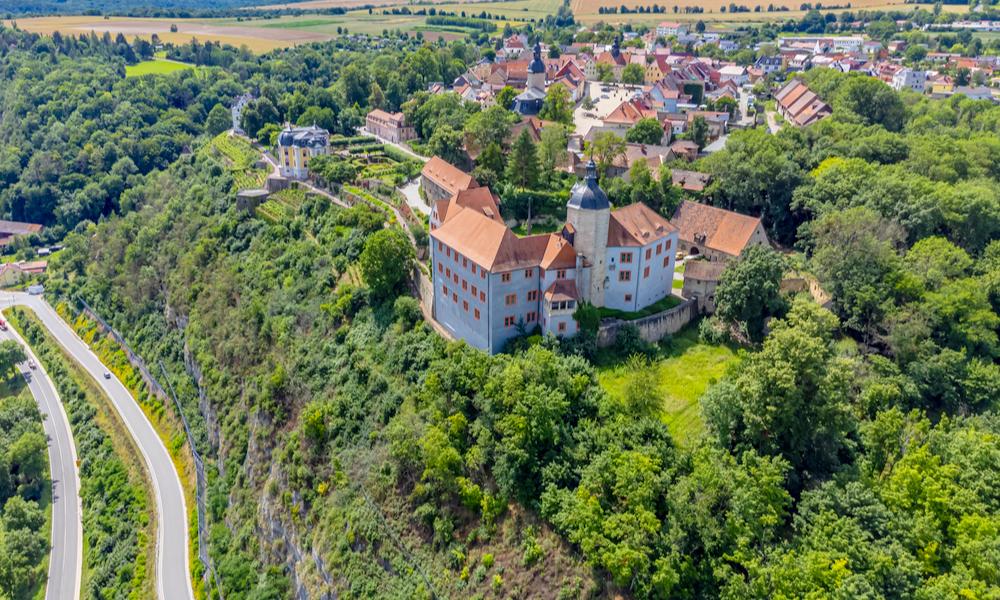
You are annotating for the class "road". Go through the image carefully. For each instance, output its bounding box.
[0,320,82,600]
[0,292,194,600]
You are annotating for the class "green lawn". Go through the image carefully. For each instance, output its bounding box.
[598,293,682,321]
[597,325,740,444]
[125,58,194,77]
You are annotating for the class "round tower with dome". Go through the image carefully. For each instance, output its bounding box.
[566,159,611,307]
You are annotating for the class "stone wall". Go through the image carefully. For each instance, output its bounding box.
[596,297,698,347]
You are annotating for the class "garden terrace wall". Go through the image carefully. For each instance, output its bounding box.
[596,297,698,347]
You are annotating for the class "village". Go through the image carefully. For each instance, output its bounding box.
[228,14,1000,355]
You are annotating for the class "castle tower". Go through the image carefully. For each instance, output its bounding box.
[566,160,611,307]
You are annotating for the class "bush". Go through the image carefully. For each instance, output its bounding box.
[573,302,601,334]
[393,296,422,328]
[613,324,651,356]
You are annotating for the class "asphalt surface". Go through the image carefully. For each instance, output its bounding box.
[0,292,194,600]
[0,320,82,600]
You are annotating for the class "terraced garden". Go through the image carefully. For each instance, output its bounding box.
[202,133,267,191]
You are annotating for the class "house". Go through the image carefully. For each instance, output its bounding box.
[0,260,47,288]
[429,160,679,353]
[365,109,416,143]
[231,93,254,135]
[671,169,712,192]
[421,157,479,204]
[0,220,43,246]
[276,124,329,179]
[954,86,997,102]
[774,78,832,127]
[603,99,659,132]
[669,200,769,262]
[586,38,628,81]
[669,139,700,161]
[754,55,783,75]
[656,22,688,37]
[891,68,927,93]
[718,64,748,85]
[681,260,726,313]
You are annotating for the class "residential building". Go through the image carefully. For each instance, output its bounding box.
[718,64,748,85]
[656,22,688,37]
[681,260,726,313]
[231,93,253,135]
[669,200,770,262]
[365,109,416,143]
[891,68,928,93]
[276,124,329,179]
[0,260,46,288]
[0,220,42,247]
[755,55,783,75]
[421,156,479,204]
[671,169,712,192]
[774,78,832,127]
[429,160,679,353]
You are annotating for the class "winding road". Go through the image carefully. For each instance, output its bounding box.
[0,316,82,600]
[0,292,194,600]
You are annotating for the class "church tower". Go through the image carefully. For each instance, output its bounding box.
[515,42,547,115]
[566,160,611,307]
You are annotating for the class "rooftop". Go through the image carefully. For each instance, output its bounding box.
[670,200,764,257]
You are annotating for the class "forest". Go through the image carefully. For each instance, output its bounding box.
[0,15,998,600]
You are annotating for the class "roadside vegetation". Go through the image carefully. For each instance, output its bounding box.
[8,309,155,600]
[0,342,50,600]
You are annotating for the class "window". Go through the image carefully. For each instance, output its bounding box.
[665,239,672,250]
[438,262,443,273]
[656,243,662,255]
[505,293,517,306]
[558,322,567,332]
[452,292,458,303]
[621,252,633,264]
[474,308,480,320]
[525,269,533,278]
[462,280,468,291]
[556,269,567,279]
[644,266,650,278]
[526,311,537,323]
[463,300,469,311]
[453,273,458,284]
[504,316,516,328]
[442,284,448,296]
[445,267,451,278]
[625,294,633,303]
[501,273,511,283]
[437,241,443,252]
[482,269,487,280]
[663,256,670,267]
[619,270,632,282]
[527,290,539,302]
[471,285,478,297]
[645,248,652,260]
[446,247,451,258]
[463,257,468,268]
[480,291,486,302]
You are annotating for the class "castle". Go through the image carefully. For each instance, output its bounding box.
[429,160,679,354]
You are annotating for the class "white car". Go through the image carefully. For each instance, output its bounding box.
[27,359,36,370]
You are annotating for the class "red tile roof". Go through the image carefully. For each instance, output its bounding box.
[422,157,478,196]
[670,200,764,257]
[608,203,676,247]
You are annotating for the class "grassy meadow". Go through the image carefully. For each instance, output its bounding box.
[597,325,740,445]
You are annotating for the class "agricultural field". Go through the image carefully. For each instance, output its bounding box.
[6,15,332,52]
[125,57,195,77]
[597,325,739,444]
[570,0,937,24]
